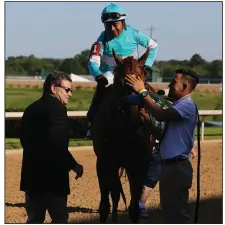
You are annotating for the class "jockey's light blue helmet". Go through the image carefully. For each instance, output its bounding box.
[101,3,126,23]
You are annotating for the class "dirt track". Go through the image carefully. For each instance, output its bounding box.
[5,141,222,223]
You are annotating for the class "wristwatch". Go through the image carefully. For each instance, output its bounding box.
[139,89,148,98]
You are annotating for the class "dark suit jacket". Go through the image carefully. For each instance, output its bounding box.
[20,94,78,196]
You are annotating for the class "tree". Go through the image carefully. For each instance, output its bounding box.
[190,54,205,67]
[207,60,222,76]
[59,58,86,74]
[74,49,90,74]
[5,49,221,78]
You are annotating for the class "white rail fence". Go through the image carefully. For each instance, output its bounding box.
[5,110,222,140]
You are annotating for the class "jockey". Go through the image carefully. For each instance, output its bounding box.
[86,3,159,138]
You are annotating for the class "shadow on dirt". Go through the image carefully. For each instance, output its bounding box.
[69,196,222,224]
[67,206,98,214]
[5,202,25,207]
[5,196,222,224]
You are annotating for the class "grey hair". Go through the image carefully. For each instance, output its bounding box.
[43,72,72,95]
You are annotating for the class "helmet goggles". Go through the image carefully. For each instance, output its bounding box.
[101,12,126,23]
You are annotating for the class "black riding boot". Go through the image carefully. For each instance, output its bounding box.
[86,85,107,139]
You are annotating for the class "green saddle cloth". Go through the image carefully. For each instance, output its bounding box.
[148,92,172,132]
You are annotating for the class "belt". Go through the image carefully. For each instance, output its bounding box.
[161,156,187,164]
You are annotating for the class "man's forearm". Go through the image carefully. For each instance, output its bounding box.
[142,95,165,121]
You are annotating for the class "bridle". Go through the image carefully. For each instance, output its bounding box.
[110,60,149,132]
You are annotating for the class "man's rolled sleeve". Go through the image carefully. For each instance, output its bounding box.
[172,100,196,119]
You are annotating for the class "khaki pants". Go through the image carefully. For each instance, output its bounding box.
[25,192,68,224]
[159,159,193,224]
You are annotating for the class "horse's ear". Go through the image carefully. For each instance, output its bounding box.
[112,49,123,65]
[138,47,150,66]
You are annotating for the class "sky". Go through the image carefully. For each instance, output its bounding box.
[5,1,222,61]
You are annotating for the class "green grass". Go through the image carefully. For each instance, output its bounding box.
[5,127,222,149]
[194,127,222,140]
[192,92,222,121]
[5,87,222,112]
[5,87,94,111]
[192,92,222,110]
[5,87,222,148]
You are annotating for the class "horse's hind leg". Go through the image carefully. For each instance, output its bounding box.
[99,198,110,223]
[97,159,111,223]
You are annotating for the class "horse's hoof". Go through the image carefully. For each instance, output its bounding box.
[112,211,118,223]
[99,202,110,223]
[128,205,140,223]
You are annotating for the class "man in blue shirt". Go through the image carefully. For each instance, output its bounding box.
[86,3,158,138]
[125,68,199,223]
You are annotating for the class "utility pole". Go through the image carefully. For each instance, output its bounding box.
[146,25,156,39]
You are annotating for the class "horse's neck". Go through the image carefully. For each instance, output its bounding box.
[99,86,119,117]
[145,82,157,93]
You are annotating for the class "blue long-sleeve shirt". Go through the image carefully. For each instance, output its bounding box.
[88,25,158,79]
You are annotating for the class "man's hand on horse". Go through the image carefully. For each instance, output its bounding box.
[125,75,145,93]
[73,162,84,180]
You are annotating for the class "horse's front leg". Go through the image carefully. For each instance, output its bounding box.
[126,167,146,223]
[111,167,123,223]
[96,158,111,223]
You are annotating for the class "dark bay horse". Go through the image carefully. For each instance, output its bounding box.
[92,48,156,223]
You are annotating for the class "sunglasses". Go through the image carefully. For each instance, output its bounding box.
[101,12,126,23]
[55,84,72,93]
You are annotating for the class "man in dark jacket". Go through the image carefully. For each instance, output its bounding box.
[20,72,83,223]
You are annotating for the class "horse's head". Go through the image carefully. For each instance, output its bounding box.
[108,48,155,136]
[112,48,150,95]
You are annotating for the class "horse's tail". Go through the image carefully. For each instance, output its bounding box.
[119,168,128,211]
